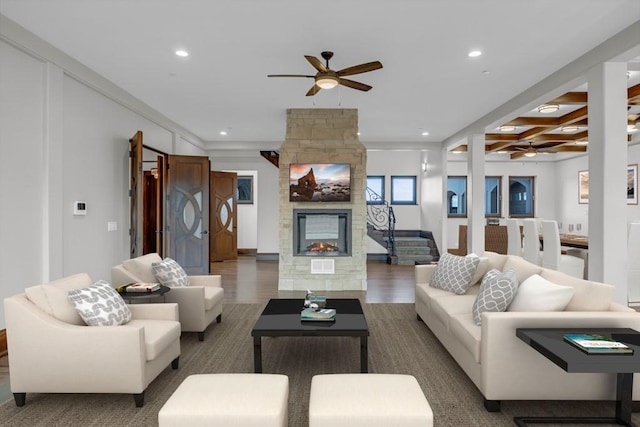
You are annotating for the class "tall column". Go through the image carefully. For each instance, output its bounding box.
[467,133,485,255]
[587,61,628,304]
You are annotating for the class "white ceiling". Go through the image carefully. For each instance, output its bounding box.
[1,0,640,151]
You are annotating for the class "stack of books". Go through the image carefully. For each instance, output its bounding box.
[563,333,634,355]
[117,283,161,293]
[301,307,336,322]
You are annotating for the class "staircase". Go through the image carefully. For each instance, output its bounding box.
[392,235,436,265]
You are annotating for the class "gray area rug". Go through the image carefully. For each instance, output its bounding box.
[0,303,637,426]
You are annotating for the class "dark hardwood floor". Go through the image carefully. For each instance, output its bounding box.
[210,256,416,304]
[0,257,415,394]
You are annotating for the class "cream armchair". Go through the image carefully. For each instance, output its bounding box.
[3,273,181,407]
[112,253,223,341]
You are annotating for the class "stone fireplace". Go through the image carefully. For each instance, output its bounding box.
[279,109,367,291]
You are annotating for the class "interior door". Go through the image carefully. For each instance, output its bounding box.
[129,131,144,257]
[210,171,238,262]
[156,155,166,257]
[167,155,210,275]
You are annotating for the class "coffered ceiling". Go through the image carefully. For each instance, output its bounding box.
[1,0,639,159]
[453,79,640,160]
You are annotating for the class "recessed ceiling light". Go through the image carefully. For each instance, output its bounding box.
[357,132,361,136]
[561,125,580,133]
[175,50,189,57]
[219,131,227,136]
[421,131,429,136]
[537,104,559,114]
[468,50,482,58]
[576,140,589,145]
[499,125,516,132]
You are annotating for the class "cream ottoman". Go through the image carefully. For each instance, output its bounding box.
[158,373,289,427]
[309,374,433,427]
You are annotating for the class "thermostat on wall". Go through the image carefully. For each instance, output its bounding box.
[74,201,87,216]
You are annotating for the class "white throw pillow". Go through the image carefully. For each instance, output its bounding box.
[68,280,132,326]
[467,253,490,286]
[430,253,479,295]
[508,274,574,312]
[152,257,190,287]
[472,269,519,325]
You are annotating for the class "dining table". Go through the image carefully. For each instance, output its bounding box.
[539,233,589,250]
[558,234,589,250]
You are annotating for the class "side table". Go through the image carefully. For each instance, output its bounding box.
[516,328,640,426]
[119,285,171,303]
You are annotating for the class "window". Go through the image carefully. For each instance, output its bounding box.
[390,175,417,205]
[366,175,385,205]
[447,176,467,217]
[509,176,535,217]
[485,176,501,217]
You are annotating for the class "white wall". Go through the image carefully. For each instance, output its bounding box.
[210,154,279,254]
[554,144,640,235]
[0,40,47,329]
[0,28,207,329]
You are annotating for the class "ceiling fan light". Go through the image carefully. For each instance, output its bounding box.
[628,123,638,133]
[523,151,537,157]
[316,76,339,89]
[499,125,516,132]
[537,104,559,114]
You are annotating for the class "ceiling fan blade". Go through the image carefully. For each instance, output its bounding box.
[267,74,314,78]
[305,85,321,97]
[338,78,372,92]
[510,152,526,160]
[304,55,327,73]
[337,61,383,77]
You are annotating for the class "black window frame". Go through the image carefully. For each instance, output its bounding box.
[366,175,386,205]
[508,176,535,218]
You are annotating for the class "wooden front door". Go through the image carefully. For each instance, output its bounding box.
[129,131,144,257]
[167,155,210,275]
[210,171,238,262]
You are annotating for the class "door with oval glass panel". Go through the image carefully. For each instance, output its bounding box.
[210,171,238,262]
[166,155,210,275]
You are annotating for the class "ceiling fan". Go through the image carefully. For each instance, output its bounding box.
[268,51,383,96]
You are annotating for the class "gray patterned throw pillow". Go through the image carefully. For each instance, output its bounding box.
[472,269,518,325]
[152,257,190,287]
[68,280,132,326]
[430,253,480,294]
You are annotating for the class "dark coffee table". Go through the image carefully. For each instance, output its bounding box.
[516,327,640,426]
[251,298,369,373]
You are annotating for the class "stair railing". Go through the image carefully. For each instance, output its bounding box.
[365,187,396,256]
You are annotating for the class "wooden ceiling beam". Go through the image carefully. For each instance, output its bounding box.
[486,141,516,152]
[549,92,587,104]
[485,133,520,141]
[533,130,589,142]
[629,83,640,104]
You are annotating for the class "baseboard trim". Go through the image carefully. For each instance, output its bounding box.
[238,248,257,256]
[0,329,6,354]
[256,253,279,262]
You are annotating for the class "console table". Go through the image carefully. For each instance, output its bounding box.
[516,328,640,426]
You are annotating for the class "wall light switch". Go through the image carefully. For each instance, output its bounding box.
[107,221,118,232]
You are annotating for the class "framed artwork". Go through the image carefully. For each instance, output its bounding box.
[628,164,638,205]
[237,176,253,204]
[578,170,589,204]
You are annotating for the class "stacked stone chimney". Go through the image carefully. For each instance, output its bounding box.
[278,109,367,291]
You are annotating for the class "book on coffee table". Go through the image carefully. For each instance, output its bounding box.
[301,308,336,322]
[563,333,634,354]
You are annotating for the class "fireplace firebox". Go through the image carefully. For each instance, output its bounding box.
[293,209,351,257]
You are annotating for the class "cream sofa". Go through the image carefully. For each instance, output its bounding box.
[415,251,640,411]
[112,253,224,341]
[4,273,181,407]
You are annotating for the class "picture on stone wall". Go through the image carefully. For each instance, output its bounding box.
[289,163,351,202]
